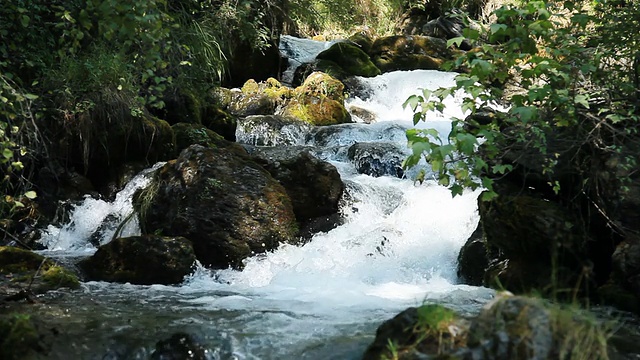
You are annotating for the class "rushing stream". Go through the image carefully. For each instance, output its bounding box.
[31,37,497,359]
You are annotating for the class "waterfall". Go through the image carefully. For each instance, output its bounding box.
[34,36,494,359]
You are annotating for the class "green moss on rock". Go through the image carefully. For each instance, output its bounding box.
[316,42,381,77]
[0,313,42,360]
[0,246,79,294]
[369,35,452,73]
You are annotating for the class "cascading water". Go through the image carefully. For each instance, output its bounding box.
[32,37,495,359]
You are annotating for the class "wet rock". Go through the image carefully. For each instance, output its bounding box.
[348,105,377,124]
[347,142,406,178]
[467,295,553,360]
[135,145,298,269]
[422,14,472,50]
[369,35,453,73]
[0,313,51,360]
[150,332,209,360]
[479,189,593,295]
[248,148,344,226]
[316,42,381,77]
[0,246,79,297]
[363,304,468,360]
[457,223,489,286]
[79,235,196,285]
[224,84,277,117]
[236,115,312,146]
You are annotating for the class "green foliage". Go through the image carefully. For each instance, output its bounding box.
[405,0,640,199]
[289,0,408,37]
[0,75,37,218]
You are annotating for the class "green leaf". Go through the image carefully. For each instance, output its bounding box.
[24,191,37,199]
[2,148,13,160]
[574,94,589,109]
[20,15,30,27]
[447,37,466,48]
[490,23,507,34]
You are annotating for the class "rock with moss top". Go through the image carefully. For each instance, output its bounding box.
[0,246,79,297]
[0,313,51,360]
[316,42,381,77]
[363,304,467,360]
[281,72,352,126]
[364,295,613,359]
[79,235,195,285]
[369,35,453,73]
[135,145,299,269]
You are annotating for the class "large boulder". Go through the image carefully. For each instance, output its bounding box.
[315,42,381,77]
[479,189,593,295]
[369,35,453,73]
[135,145,298,269]
[457,223,489,286]
[247,147,344,225]
[79,235,196,285]
[55,110,175,191]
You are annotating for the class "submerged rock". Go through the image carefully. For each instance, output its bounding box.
[236,115,312,146]
[79,235,196,285]
[347,142,406,178]
[135,145,298,269]
[151,333,209,360]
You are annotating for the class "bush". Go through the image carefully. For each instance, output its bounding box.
[404,0,640,200]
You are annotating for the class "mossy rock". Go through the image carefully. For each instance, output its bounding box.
[363,304,467,360]
[348,31,374,54]
[279,72,351,126]
[0,246,80,294]
[172,122,226,153]
[0,313,47,360]
[369,35,452,73]
[79,235,196,285]
[135,145,299,269]
[296,72,345,102]
[281,97,351,126]
[316,42,381,77]
[201,106,237,141]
